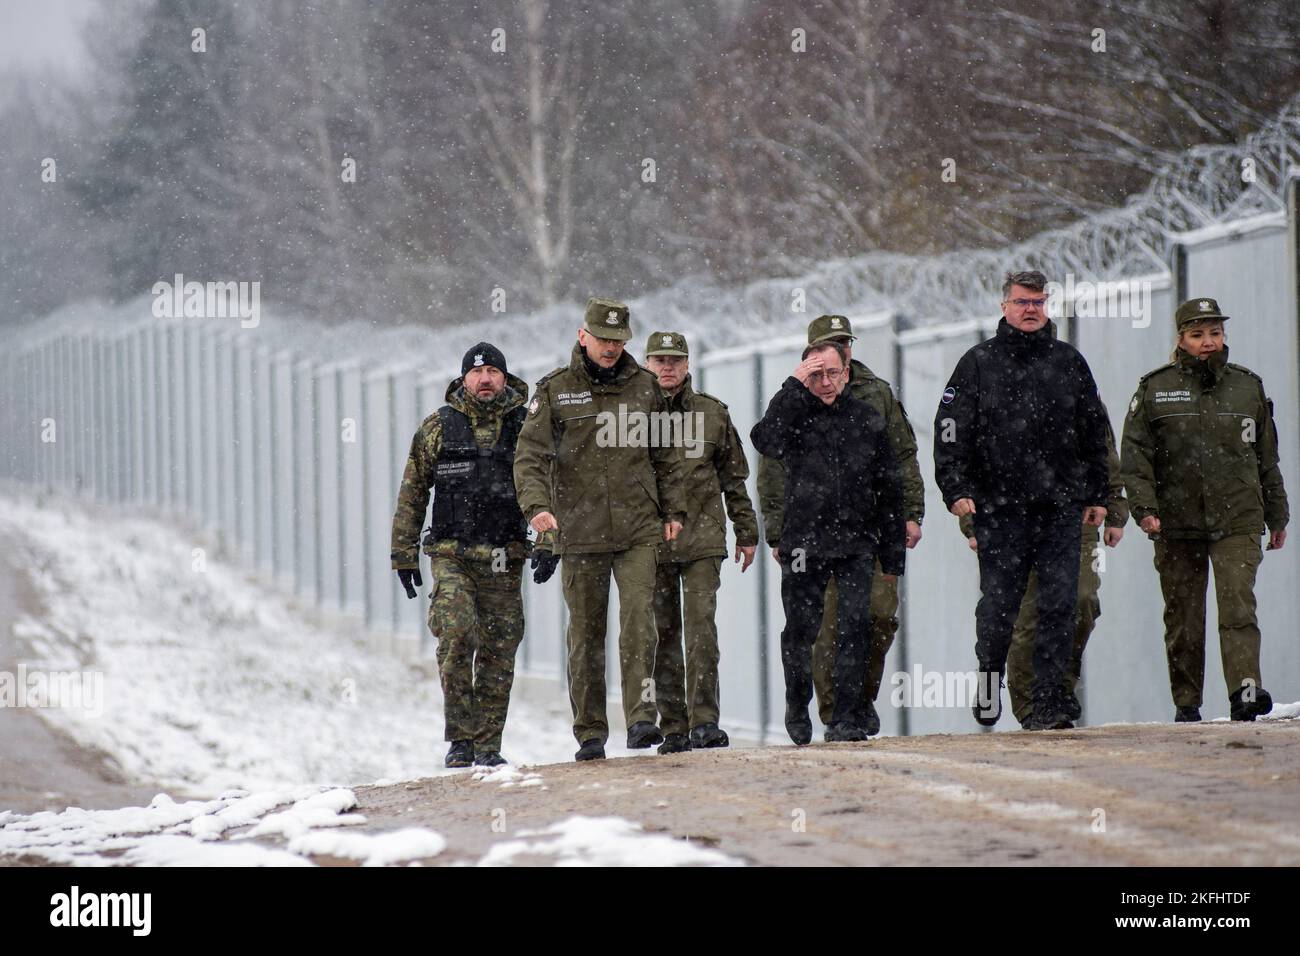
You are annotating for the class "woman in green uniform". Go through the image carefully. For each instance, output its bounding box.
[1121,297,1288,722]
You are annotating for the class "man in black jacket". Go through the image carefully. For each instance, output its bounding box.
[933,270,1109,731]
[752,341,906,744]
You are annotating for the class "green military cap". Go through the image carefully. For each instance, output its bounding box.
[807,314,856,344]
[583,296,632,341]
[645,330,689,356]
[1175,296,1230,331]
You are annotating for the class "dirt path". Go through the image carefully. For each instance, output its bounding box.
[352,719,1300,865]
[0,550,158,814]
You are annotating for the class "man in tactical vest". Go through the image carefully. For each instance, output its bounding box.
[644,331,759,754]
[756,314,924,737]
[391,342,531,769]
[514,298,687,762]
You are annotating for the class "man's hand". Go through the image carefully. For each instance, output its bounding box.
[1104,526,1124,547]
[1083,506,1106,527]
[1139,515,1161,535]
[950,498,976,517]
[530,511,558,534]
[397,567,422,600]
[735,544,756,572]
[664,520,683,542]
[966,536,978,552]
[905,520,922,549]
[792,355,826,386]
[1267,528,1287,551]
[529,548,560,584]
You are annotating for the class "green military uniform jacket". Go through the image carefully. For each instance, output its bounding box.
[756,358,924,545]
[957,417,1130,539]
[390,372,533,568]
[513,344,687,555]
[1121,346,1289,540]
[656,375,759,563]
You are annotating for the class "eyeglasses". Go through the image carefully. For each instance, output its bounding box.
[1007,297,1048,309]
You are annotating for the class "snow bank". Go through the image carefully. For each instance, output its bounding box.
[0,491,575,797]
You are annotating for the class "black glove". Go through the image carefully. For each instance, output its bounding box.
[529,548,559,584]
[397,567,423,599]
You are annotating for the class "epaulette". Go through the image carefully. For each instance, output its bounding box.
[1225,363,1262,382]
[533,367,565,390]
[1137,361,1176,385]
[694,389,728,410]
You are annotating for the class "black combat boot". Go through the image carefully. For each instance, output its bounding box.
[575,739,606,761]
[1025,688,1074,731]
[626,721,665,749]
[863,700,882,737]
[1174,706,1202,722]
[689,723,730,749]
[785,703,812,746]
[445,739,474,768]
[972,668,1003,727]
[657,733,691,755]
[1063,691,1082,722]
[1230,685,1273,722]
[824,722,867,743]
[473,750,507,767]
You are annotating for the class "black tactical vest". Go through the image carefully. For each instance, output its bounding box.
[428,404,528,546]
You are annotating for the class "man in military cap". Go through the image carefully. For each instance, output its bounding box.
[390,342,531,768]
[756,314,924,737]
[1122,296,1288,722]
[644,330,760,753]
[514,298,687,761]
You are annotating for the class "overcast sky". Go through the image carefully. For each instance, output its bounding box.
[0,0,96,84]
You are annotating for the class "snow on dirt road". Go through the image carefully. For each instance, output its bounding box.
[2,489,1298,866]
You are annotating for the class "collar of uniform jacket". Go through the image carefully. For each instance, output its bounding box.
[1175,343,1229,385]
[569,342,639,390]
[663,374,696,410]
[995,316,1053,352]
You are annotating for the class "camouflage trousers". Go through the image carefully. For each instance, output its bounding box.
[561,544,660,745]
[653,557,724,736]
[811,560,898,725]
[427,554,525,753]
[1005,524,1103,725]
[1154,534,1263,708]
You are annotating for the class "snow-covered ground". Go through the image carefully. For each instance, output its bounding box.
[0,489,576,796]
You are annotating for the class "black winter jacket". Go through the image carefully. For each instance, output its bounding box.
[750,377,906,574]
[933,319,1109,511]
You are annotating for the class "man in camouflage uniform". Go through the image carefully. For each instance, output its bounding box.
[644,331,759,754]
[756,314,924,737]
[957,407,1128,727]
[1122,297,1289,722]
[390,342,530,769]
[513,298,687,762]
